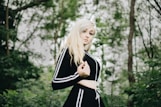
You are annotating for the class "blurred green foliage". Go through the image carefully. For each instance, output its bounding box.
[0,0,161,107]
[125,45,161,107]
[0,69,71,107]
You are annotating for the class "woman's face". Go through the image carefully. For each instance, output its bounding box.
[80,27,95,45]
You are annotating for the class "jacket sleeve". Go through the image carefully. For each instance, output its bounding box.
[52,47,83,90]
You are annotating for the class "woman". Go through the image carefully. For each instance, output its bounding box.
[52,19,105,107]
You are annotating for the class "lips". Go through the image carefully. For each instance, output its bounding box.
[84,39,88,42]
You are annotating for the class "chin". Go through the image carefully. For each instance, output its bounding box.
[84,43,89,45]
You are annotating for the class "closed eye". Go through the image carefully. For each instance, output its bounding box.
[90,32,94,35]
[81,29,87,33]
[89,31,95,35]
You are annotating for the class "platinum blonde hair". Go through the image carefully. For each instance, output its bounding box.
[65,19,96,65]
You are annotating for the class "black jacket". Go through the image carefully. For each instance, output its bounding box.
[52,47,100,90]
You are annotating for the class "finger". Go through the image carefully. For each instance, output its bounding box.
[78,63,84,68]
[84,61,89,66]
[85,61,89,64]
[80,60,84,64]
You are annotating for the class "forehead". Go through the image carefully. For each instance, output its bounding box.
[80,25,95,31]
[88,27,95,32]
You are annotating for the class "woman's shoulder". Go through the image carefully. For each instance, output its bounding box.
[60,46,68,53]
[59,47,70,58]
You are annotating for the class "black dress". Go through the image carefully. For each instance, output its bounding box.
[52,47,105,107]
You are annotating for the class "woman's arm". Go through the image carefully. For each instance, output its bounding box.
[52,48,83,90]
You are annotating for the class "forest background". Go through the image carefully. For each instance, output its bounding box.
[0,0,161,107]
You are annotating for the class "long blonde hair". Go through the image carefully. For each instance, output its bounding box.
[65,19,96,66]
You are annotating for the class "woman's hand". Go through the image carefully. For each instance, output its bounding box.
[77,61,90,77]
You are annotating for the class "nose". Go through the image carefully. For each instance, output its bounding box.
[85,33,90,38]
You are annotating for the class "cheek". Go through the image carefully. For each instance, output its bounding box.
[80,33,85,39]
[88,36,93,42]
[90,36,93,40]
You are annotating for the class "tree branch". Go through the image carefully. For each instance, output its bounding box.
[136,21,150,58]
[148,6,153,58]
[154,0,161,12]
[147,0,161,16]
[17,9,47,50]
[13,0,49,12]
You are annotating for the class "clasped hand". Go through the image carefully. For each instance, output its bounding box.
[77,61,90,77]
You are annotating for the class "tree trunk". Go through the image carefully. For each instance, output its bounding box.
[127,0,136,107]
[5,0,10,55]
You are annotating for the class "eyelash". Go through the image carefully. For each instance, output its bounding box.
[82,30,94,35]
[82,30,87,33]
[90,32,94,35]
